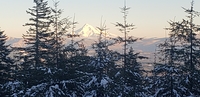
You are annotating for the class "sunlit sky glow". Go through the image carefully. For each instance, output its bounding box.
[0,0,200,38]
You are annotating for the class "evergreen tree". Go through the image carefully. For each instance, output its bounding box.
[0,30,13,84]
[152,0,200,96]
[113,47,146,96]
[166,1,200,95]
[22,0,53,67]
[13,0,54,88]
[113,2,146,96]
[64,14,81,70]
[53,14,90,96]
[51,0,70,67]
[0,30,14,96]
[83,22,118,96]
[151,39,191,96]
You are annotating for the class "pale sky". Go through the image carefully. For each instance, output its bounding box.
[0,0,200,38]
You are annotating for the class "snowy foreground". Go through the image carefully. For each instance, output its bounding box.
[1,67,199,97]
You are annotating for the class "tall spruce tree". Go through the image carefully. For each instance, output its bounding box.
[22,0,53,67]
[64,14,81,69]
[152,0,200,96]
[51,0,70,67]
[53,14,89,96]
[0,30,13,84]
[167,1,200,95]
[113,1,146,96]
[83,21,118,96]
[12,0,55,88]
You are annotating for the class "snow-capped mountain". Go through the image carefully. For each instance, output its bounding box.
[75,24,100,37]
[72,24,117,38]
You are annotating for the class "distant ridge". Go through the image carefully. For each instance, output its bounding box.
[6,37,25,47]
[5,24,167,59]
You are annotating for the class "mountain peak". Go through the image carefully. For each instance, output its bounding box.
[73,24,117,38]
[75,24,100,37]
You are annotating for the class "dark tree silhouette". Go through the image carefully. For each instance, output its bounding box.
[113,1,146,96]
[0,30,13,84]
[22,0,53,67]
[83,21,119,96]
[152,38,191,96]
[51,0,70,67]
[12,0,55,89]
[167,1,200,95]
[152,0,200,96]
[0,30,14,96]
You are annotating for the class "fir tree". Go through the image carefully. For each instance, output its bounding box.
[22,0,53,67]
[55,14,90,96]
[0,30,14,96]
[51,0,70,67]
[13,0,54,88]
[166,1,200,95]
[0,30,13,84]
[83,21,118,96]
[152,0,200,96]
[113,1,146,96]
[152,38,191,96]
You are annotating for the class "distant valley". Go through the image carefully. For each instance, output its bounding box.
[6,24,167,71]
